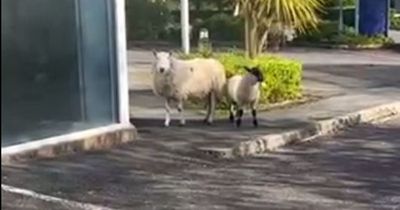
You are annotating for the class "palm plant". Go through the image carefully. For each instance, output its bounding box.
[234,0,324,58]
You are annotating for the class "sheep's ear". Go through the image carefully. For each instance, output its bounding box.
[244,66,252,72]
[152,50,158,58]
[168,51,173,57]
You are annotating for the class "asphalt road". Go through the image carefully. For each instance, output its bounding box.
[2,117,400,210]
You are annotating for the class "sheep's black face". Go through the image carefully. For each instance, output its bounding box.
[245,67,264,82]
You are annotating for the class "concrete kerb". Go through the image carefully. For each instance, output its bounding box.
[198,102,400,159]
[1,124,138,165]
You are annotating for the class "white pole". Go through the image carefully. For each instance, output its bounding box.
[181,0,190,54]
[115,0,130,124]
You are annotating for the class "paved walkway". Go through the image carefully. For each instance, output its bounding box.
[389,30,400,44]
[2,117,399,210]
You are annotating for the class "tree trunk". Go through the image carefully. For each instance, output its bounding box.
[258,29,269,54]
[249,26,258,58]
[244,12,250,58]
[249,13,259,58]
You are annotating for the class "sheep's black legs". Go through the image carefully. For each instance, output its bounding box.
[236,109,244,127]
[177,101,185,126]
[252,109,258,127]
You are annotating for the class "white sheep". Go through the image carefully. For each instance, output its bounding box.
[226,66,264,127]
[152,51,226,127]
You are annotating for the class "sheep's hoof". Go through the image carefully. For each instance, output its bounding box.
[253,120,258,128]
[236,120,242,128]
[229,115,234,123]
[203,119,212,125]
[178,122,186,127]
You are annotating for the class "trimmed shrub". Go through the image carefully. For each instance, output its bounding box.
[295,23,394,47]
[178,52,303,107]
[332,28,394,46]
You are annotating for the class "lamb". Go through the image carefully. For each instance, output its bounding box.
[152,51,226,127]
[226,66,264,127]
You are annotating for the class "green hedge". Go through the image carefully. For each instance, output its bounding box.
[332,31,394,46]
[295,23,394,47]
[179,52,303,106]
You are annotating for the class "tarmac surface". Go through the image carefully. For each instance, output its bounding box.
[2,117,399,210]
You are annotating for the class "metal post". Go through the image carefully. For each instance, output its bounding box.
[386,0,390,36]
[355,0,359,34]
[181,0,190,54]
[338,0,344,33]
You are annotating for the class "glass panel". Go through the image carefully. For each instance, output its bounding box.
[1,0,118,147]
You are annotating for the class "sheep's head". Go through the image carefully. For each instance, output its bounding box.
[153,50,173,74]
[244,66,264,82]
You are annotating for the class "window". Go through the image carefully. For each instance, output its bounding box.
[1,0,118,146]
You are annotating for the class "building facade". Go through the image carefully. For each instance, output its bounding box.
[1,0,136,161]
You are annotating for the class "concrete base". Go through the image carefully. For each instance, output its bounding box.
[199,102,400,158]
[1,124,138,164]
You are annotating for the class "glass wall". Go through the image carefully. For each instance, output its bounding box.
[1,0,118,146]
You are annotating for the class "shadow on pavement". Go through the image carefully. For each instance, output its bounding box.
[2,122,400,210]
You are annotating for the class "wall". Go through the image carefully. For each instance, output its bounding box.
[359,0,389,36]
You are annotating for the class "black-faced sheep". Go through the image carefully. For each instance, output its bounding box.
[226,66,264,127]
[152,51,226,127]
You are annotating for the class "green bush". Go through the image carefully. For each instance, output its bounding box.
[324,0,355,7]
[332,28,394,46]
[390,9,400,30]
[322,7,355,27]
[295,21,339,43]
[192,13,243,43]
[296,23,394,47]
[126,0,172,40]
[178,52,303,106]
